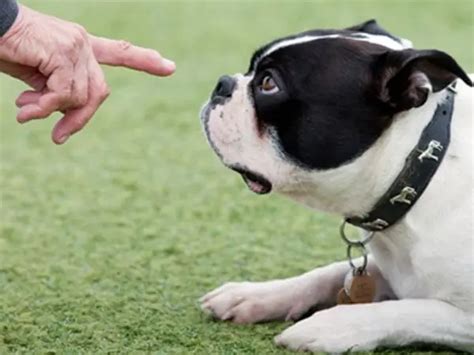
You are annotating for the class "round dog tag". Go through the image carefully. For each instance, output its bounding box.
[343,271,354,295]
[349,274,376,303]
[337,288,353,305]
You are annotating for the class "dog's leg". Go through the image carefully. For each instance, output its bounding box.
[200,256,395,324]
[275,299,474,352]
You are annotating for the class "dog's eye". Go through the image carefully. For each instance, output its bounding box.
[259,75,279,94]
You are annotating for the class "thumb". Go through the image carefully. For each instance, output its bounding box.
[89,35,176,76]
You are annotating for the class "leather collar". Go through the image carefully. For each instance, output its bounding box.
[346,84,457,232]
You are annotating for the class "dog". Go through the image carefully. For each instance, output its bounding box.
[199,20,473,353]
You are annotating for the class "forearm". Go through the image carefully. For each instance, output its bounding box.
[0,0,18,36]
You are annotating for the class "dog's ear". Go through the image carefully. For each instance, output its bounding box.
[374,49,473,112]
[347,19,412,49]
[347,19,393,38]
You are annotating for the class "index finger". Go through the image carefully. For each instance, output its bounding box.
[89,35,176,76]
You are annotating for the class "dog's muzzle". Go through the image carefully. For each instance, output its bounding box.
[200,75,272,195]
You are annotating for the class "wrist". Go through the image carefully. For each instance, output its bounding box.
[0,0,19,37]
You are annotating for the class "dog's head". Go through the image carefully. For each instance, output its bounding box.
[200,20,472,200]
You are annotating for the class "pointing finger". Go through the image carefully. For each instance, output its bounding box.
[89,35,176,76]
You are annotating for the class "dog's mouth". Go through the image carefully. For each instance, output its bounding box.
[230,166,272,195]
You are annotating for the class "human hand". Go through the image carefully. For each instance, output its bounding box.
[0,5,176,144]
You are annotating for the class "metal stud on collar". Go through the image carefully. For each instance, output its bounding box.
[447,83,458,94]
[390,186,417,205]
[418,140,443,162]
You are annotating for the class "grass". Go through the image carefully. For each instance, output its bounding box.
[0,0,472,353]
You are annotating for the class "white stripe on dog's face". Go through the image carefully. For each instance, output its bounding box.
[264,33,408,56]
[252,32,412,71]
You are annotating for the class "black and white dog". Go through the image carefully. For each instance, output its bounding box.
[199,20,473,353]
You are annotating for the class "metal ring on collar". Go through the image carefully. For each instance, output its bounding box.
[340,220,375,246]
[347,242,368,271]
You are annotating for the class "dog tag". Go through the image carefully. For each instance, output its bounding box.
[337,288,353,305]
[343,271,354,295]
[349,273,376,303]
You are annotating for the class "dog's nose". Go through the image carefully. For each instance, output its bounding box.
[211,75,236,101]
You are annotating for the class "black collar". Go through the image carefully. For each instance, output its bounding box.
[346,84,457,232]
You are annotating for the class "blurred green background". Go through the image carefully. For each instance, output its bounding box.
[0,0,472,353]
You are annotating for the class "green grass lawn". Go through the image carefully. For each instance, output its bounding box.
[0,0,472,353]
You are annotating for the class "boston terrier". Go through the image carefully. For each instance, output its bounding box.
[199,20,473,352]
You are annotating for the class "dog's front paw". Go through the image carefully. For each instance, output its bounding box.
[275,305,381,353]
[200,279,314,324]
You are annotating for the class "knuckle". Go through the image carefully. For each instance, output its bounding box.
[113,40,133,66]
[118,40,132,51]
[73,38,83,50]
[71,84,88,106]
[58,88,72,102]
[100,85,111,100]
[76,93,88,107]
[73,28,85,43]
[66,27,87,55]
[64,42,79,57]
[74,24,88,38]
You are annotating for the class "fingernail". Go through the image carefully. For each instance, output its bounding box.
[17,111,27,123]
[57,134,70,144]
[162,58,176,71]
